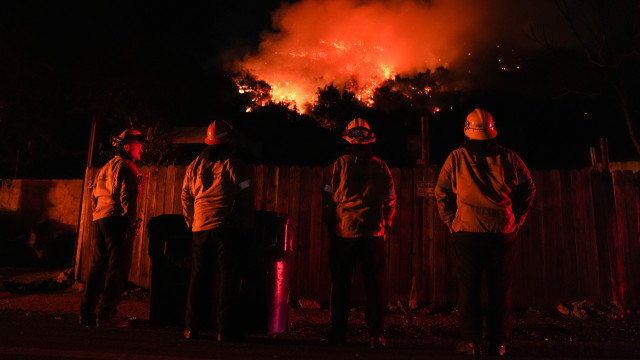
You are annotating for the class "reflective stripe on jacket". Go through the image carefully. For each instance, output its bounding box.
[92,155,141,223]
[435,146,536,233]
[181,153,254,232]
[325,154,396,238]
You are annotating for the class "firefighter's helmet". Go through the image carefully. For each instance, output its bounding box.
[342,118,376,144]
[204,120,233,145]
[111,128,148,148]
[464,108,497,140]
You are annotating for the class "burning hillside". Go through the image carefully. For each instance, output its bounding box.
[230,0,541,112]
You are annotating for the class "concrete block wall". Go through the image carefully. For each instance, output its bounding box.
[0,179,83,227]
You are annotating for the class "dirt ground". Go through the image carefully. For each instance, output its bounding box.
[1,266,639,345]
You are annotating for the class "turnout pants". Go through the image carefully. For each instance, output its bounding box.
[452,231,517,346]
[81,216,133,320]
[329,235,386,338]
[185,227,243,336]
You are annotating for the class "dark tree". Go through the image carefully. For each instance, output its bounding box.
[308,84,366,132]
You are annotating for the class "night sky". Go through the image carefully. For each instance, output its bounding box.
[0,0,638,177]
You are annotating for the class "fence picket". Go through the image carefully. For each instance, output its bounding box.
[319,166,333,303]
[398,168,414,303]
[173,166,186,215]
[560,170,579,300]
[163,165,176,214]
[288,166,302,297]
[623,171,640,308]
[308,167,324,300]
[296,167,314,299]
[254,165,268,211]
[412,167,424,304]
[423,167,436,304]
[572,169,600,301]
[265,166,279,212]
[612,171,639,308]
[276,166,290,215]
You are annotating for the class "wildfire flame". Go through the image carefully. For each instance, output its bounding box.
[231,0,545,112]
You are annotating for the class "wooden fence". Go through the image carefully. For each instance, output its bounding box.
[74,166,640,308]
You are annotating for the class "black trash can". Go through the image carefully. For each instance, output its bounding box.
[242,211,295,334]
[147,214,192,327]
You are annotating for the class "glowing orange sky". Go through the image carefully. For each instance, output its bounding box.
[232,0,550,109]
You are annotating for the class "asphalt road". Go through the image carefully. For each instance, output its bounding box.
[1,310,640,360]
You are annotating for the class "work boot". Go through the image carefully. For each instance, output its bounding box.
[183,329,199,340]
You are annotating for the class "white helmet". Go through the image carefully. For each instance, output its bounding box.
[464,108,497,140]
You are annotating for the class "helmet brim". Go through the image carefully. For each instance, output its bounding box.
[113,137,148,147]
[464,128,497,140]
[342,134,376,144]
[204,137,231,145]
